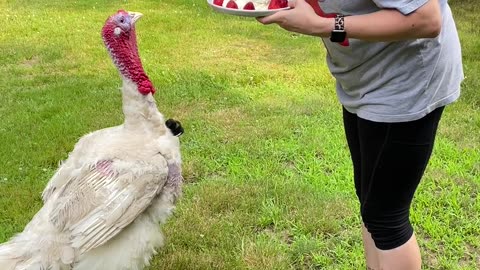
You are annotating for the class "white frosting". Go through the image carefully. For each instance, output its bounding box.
[223,0,270,10]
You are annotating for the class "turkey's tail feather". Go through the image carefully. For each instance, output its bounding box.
[0,238,71,270]
[0,242,24,270]
[0,258,19,270]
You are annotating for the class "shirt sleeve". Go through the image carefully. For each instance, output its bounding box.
[371,0,429,15]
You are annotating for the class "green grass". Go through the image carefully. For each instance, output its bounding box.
[0,0,479,269]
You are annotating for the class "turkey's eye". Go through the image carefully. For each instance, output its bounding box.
[119,17,125,24]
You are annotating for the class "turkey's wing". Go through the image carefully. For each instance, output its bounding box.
[48,156,168,254]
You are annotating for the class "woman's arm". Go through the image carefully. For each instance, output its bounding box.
[257,0,442,42]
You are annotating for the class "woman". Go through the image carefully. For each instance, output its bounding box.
[258,0,463,269]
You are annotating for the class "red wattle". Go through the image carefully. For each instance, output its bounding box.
[138,80,155,95]
[102,20,155,95]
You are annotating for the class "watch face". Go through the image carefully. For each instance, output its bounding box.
[330,31,346,42]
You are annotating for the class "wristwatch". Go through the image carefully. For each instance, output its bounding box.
[330,15,347,43]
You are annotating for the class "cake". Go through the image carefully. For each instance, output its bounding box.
[213,0,288,10]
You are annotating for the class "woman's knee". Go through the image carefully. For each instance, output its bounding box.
[361,205,414,250]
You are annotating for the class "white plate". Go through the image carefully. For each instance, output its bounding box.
[207,0,290,17]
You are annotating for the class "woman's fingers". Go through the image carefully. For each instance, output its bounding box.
[257,11,286,24]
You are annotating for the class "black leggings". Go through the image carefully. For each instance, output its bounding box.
[342,106,444,250]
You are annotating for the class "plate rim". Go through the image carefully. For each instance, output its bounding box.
[207,0,290,16]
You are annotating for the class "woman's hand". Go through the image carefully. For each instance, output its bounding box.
[256,0,332,37]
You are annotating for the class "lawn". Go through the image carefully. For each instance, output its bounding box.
[0,0,478,269]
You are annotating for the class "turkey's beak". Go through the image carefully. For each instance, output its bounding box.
[128,11,143,24]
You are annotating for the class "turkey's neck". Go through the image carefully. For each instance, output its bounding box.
[121,79,166,135]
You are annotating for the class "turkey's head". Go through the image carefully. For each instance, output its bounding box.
[102,10,155,95]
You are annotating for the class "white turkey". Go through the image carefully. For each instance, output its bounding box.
[0,10,184,270]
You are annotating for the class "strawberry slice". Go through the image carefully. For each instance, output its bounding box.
[213,0,224,6]
[226,0,238,9]
[243,2,255,10]
[268,0,288,9]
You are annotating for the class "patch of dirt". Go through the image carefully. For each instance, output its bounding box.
[20,56,40,68]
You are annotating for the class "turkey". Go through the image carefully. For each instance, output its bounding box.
[0,10,184,270]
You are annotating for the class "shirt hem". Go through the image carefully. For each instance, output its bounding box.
[396,0,429,15]
[345,89,460,123]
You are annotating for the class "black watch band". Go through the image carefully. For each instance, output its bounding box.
[330,15,347,43]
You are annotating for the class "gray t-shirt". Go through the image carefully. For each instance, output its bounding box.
[319,0,463,122]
